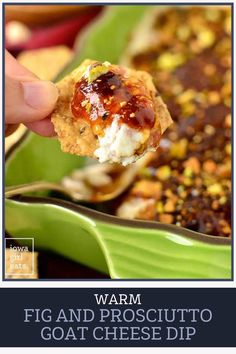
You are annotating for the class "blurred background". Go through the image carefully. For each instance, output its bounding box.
[5,4,104,153]
[5,5,103,53]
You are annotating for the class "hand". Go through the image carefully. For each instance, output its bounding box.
[5,50,58,136]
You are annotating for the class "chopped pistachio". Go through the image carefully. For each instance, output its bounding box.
[219,196,227,205]
[184,157,200,174]
[207,183,223,195]
[183,167,193,178]
[177,199,184,205]
[156,165,171,181]
[197,29,215,48]
[93,124,103,136]
[177,185,185,194]
[177,89,196,104]
[87,62,110,83]
[183,177,193,186]
[156,52,186,71]
[156,201,164,213]
[85,102,92,114]
[195,92,207,104]
[203,176,217,187]
[139,167,152,178]
[81,99,89,107]
[170,139,188,159]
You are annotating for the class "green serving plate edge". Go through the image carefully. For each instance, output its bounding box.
[5,197,231,279]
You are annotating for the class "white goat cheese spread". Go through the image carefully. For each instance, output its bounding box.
[94,116,148,165]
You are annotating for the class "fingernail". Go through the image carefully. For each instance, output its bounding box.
[22,81,58,111]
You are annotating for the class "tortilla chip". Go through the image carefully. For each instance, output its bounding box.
[18,45,73,81]
[51,59,98,157]
[51,59,172,162]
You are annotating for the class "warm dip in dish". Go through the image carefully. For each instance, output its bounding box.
[116,6,231,237]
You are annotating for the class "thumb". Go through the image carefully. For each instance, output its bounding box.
[5,52,58,125]
[5,76,58,124]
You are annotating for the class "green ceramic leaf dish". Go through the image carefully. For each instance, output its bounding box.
[5,133,85,186]
[5,5,231,279]
[5,197,231,279]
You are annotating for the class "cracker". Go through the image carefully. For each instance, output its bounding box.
[51,59,172,163]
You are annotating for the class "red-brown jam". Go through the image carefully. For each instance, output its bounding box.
[71,68,155,131]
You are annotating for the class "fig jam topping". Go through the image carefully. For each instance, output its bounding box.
[71,67,155,130]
